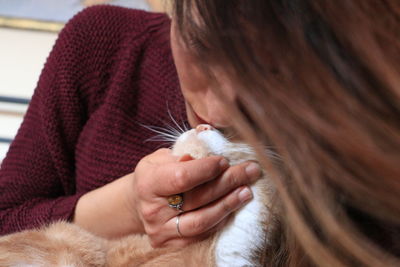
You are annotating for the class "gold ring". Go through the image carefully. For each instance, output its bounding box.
[167,193,184,213]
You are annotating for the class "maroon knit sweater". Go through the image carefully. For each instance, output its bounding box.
[0,6,187,235]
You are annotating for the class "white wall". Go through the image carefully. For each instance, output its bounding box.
[0,28,57,98]
[0,28,57,161]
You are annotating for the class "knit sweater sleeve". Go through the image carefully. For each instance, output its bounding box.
[0,6,164,235]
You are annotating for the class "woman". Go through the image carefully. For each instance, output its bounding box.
[1,0,399,266]
[0,0,259,248]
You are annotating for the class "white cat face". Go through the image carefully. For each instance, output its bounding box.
[172,124,230,159]
[171,124,259,167]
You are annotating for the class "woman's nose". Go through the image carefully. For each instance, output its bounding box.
[195,124,213,133]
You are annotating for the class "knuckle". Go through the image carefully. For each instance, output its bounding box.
[221,198,234,213]
[205,183,217,200]
[146,227,164,248]
[172,168,189,191]
[190,215,209,234]
[135,181,148,198]
[236,165,249,182]
[148,237,162,248]
[141,205,162,222]
[225,169,240,188]
[145,225,158,237]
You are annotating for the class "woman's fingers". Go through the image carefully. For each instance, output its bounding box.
[182,162,261,211]
[144,160,260,225]
[171,186,252,238]
[148,186,251,248]
[155,216,231,248]
[152,155,229,196]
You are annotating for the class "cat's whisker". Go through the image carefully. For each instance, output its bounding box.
[146,131,177,140]
[144,138,174,143]
[183,122,189,132]
[165,124,182,136]
[166,103,186,134]
[143,136,177,145]
[225,134,236,141]
[141,124,179,136]
[145,136,177,143]
[157,117,184,136]
[148,135,177,140]
[263,146,282,161]
[265,151,282,161]
[140,124,180,140]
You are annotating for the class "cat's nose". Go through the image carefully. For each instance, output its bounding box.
[196,124,213,133]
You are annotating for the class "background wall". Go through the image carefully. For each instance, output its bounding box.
[0,0,165,162]
[0,28,58,161]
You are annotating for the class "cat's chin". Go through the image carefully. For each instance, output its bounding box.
[172,126,230,158]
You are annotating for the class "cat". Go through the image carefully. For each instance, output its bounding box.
[0,124,273,267]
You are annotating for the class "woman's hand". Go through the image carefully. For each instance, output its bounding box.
[73,148,260,245]
[130,148,261,248]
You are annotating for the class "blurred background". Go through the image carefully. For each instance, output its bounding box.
[0,0,165,162]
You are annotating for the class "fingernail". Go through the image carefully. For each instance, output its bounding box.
[178,154,194,162]
[220,158,229,169]
[238,187,253,203]
[245,163,261,181]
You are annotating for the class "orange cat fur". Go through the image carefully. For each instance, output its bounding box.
[0,125,272,266]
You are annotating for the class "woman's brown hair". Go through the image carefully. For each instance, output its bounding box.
[172,1,400,266]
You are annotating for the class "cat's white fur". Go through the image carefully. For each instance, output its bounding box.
[172,125,270,267]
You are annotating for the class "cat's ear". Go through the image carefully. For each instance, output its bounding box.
[178,154,194,162]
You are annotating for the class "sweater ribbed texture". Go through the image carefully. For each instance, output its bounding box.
[0,6,186,235]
